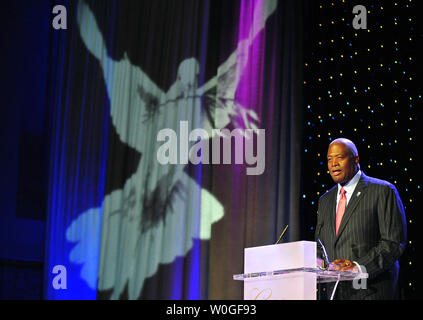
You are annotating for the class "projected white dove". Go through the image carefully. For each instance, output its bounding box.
[66,0,276,299]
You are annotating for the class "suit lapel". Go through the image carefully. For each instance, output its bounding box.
[334,173,369,242]
[326,187,338,237]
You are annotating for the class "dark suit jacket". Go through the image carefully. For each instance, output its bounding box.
[315,172,407,300]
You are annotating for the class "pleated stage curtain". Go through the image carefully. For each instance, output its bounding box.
[44,0,304,299]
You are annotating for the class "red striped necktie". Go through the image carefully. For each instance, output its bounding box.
[335,187,346,235]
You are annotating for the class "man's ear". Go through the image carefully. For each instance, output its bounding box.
[355,156,360,168]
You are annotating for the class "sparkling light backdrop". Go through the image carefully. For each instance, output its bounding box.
[302,0,422,298]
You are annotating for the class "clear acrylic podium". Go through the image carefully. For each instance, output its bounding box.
[233,241,368,300]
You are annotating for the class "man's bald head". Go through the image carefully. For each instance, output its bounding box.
[329,138,359,159]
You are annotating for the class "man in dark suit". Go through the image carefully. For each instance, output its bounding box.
[315,138,407,299]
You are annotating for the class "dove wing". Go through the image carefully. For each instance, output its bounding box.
[197,0,277,98]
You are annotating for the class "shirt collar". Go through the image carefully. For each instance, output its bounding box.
[338,170,362,195]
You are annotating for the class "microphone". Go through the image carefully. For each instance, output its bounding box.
[317,238,330,270]
[275,225,289,244]
[316,222,323,238]
[316,222,330,270]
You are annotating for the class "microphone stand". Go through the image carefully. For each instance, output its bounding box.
[317,237,340,300]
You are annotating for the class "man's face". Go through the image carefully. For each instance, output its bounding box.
[327,142,359,185]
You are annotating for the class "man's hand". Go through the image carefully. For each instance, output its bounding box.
[329,259,359,272]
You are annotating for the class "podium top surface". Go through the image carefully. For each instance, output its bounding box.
[233,267,368,284]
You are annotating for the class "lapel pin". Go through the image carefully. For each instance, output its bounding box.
[356,191,361,197]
